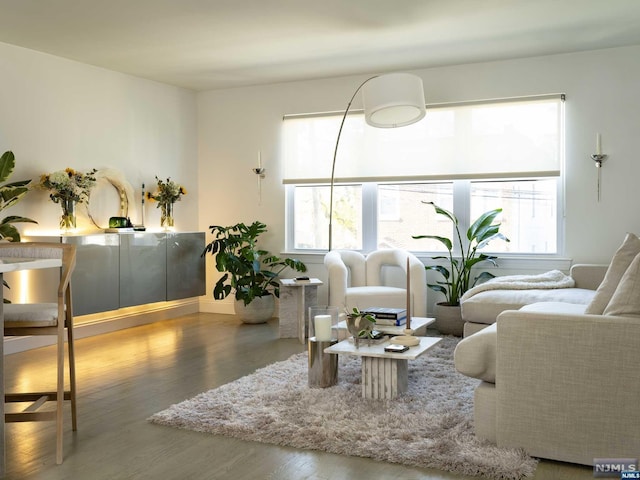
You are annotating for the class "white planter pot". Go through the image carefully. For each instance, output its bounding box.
[434,302,463,337]
[234,295,275,324]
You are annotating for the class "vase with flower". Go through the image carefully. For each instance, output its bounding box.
[146,176,186,230]
[39,167,97,233]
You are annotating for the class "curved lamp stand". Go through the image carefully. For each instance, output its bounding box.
[328,73,426,251]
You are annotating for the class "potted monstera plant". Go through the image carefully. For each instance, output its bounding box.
[0,151,37,241]
[0,151,38,302]
[412,202,509,336]
[203,221,307,323]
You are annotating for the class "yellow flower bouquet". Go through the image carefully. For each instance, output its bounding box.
[146,176,186,228]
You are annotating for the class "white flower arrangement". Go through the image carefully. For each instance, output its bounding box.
[39,167,97,204]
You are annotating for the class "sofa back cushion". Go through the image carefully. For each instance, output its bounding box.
[585,233,640,314]
[604,252,640,318]
[461,287,595,326]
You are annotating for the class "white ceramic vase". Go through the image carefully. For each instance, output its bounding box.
[234,295,275,324]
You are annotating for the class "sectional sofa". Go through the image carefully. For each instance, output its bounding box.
[454,233,640,465]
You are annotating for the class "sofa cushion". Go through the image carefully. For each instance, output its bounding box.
[585,232,640,315]
[454,323,497,383]
[461,288,595,325]
[604,252,640,318]
[3,303,59,327]
[519,301,588,314]
[346,286,407,311]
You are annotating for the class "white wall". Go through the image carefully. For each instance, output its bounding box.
[197,45,640,312]
[0,42,198,232]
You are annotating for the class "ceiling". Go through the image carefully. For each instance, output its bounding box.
[1,0,640,91]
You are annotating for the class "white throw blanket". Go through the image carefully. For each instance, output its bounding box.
[461,269,575,302]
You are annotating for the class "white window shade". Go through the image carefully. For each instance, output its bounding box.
[283,94,564,184]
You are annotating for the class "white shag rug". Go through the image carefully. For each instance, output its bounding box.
[149,336,537,479]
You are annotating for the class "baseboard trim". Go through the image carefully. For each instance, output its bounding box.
[199,297,235,315]
[3,299,200,355]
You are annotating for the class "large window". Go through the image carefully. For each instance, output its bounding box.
[284,95,564,254]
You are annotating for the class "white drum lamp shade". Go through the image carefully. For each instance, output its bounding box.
[362,73,426,128]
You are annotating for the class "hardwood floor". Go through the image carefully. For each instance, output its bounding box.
[3,313,593,479]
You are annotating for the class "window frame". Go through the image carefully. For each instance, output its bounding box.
[285,177,564,257]
[284,94,566,257]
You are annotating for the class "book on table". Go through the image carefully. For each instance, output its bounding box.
[363,307,407,326]
[373,317,407,326]
[363,307,406,318]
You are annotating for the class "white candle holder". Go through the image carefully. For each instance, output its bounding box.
[308,305,339,388]
[308,305,339,342]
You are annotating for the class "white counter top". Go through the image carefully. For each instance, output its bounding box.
[0,257,62,273]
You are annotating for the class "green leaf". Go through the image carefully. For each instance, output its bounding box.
[213,273,231,300]
[476,232,509,250]
[0,152,37,241]
[424,201,458,226]
[467,208,501,242]
[427,264,450,280]
[0,151,15,184]
[0,224,20,242]
[1,179,30,188]
[0,186,29,206]
[464,255,493,270]
[0,215,37,224]
[473,271,496,287]
[412,234,452,251]
[428,284,448,295]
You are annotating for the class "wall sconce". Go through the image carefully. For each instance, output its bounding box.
[591,133,608,202]
[253,151,266,204]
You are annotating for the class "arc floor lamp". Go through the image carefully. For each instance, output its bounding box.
[328,72,427,251]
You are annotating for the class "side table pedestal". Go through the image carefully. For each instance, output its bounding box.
[279,278,323,343]
[362,357,408,399]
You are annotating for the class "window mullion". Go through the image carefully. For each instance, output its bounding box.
[285,184,295,251]
[453,180,470,256]
[362,183,377,252]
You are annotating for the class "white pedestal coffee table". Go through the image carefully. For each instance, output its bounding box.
[324,336,442,399]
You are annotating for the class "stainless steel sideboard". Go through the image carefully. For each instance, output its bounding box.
[25,232,206,316]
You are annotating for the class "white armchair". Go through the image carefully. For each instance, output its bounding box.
[324,249,427,317]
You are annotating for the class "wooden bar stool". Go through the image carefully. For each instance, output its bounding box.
[1,242,77,465]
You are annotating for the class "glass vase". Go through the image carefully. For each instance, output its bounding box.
[346,313,374,348]
[160,202,174,230]
[60,198,77,233]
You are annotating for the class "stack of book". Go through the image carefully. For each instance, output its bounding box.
[362,307,407,326]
